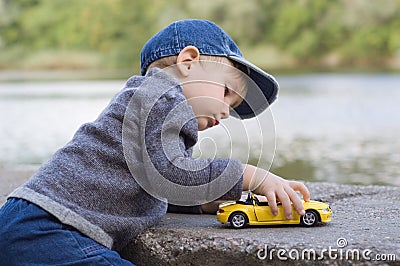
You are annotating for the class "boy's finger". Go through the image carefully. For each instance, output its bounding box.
[266,192,278,216]
[285,185,305,216]
[289,181,310,201]
[277,189,292,219]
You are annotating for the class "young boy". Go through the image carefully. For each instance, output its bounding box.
[0,19,310,265]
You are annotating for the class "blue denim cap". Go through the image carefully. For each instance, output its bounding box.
[140,19,279,119]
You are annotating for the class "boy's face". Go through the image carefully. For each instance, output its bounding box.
[181,59,245,131]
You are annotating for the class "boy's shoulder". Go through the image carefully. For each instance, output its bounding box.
[125,68,184,103]
[120,68,191,123]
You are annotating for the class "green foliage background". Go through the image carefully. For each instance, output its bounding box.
[1,0,400,73]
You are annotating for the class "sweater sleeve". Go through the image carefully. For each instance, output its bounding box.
[140,85,243,206]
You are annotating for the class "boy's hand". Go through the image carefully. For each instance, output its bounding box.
[243,164,310,219]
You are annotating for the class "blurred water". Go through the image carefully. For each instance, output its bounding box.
[270,74,400,186]
[0,80,124,164]
[0,74,399,186]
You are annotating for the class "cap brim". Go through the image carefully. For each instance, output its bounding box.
[228,56,279,119]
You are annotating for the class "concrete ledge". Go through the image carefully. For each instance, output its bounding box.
[1,169,398,265]
[122,182,399,265]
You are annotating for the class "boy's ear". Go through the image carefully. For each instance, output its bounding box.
[176,46,200,76]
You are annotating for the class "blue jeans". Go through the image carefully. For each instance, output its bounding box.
[0,198,135,265]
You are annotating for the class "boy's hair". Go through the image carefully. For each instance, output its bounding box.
[147,55,248,75]
[147,54,250,97]
[146,55,178,71]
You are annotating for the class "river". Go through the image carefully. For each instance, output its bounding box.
[0,73,399,186]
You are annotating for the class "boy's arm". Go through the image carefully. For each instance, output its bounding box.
[242,164,310,219]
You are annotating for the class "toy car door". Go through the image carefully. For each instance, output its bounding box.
[253,198,284,222]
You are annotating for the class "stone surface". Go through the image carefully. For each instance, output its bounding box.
[1,167,399,265]
[122,182,400,265]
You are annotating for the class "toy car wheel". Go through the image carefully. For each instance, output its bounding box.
[229,212,248,229]
[301,210,318,226]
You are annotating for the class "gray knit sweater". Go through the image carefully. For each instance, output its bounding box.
[10,68,243,252]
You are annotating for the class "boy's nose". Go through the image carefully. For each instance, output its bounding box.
[221,105,230,119]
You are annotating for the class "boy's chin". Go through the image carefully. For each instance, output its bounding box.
[198,124,208,131]
[197,118,210,131]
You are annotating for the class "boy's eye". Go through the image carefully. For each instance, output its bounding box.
[224,87,230,96]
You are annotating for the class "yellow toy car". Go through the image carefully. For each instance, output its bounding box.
[217,192,332,229]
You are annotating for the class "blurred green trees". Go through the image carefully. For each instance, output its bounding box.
[1,0,399,72]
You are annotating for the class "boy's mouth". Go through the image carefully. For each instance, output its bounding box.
[208,118,219,128]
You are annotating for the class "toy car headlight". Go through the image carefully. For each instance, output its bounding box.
[321,208,330,214]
